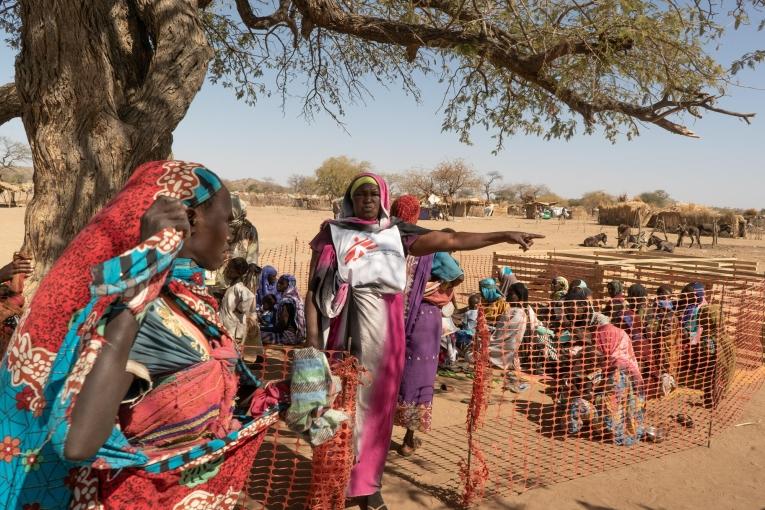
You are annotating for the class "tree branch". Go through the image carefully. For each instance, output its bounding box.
[526,35,634,71]
[235,0,299,47]
[0,82,22,126]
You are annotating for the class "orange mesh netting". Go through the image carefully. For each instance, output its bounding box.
[239,347,360,510]
[246,243,764,508]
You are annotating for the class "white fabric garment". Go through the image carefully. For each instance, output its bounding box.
[329,224,406,292]
[220,281,256,342]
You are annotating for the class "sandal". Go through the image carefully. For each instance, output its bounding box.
[365,491,388,510]
[503,381,530,393]
[398,443,416,457]
[397,437,422,457]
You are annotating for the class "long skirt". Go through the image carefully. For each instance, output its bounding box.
[394,301,442,432]
[346,289,406,498]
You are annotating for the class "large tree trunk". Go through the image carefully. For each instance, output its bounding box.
[15,0,212,278]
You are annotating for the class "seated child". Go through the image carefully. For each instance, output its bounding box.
[455,294,480,351]
[259,293,278,330]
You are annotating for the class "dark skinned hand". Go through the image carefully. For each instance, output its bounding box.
[139,196,190,243]
[0,254,34,282]
[505,232,545,251]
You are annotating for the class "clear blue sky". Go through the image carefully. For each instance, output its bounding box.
[1,22,763,209]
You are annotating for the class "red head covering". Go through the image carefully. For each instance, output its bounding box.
[391,194,421,224]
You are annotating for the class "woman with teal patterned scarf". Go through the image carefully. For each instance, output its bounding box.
[0,161,341,509]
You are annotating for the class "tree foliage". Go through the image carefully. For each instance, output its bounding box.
[480,171,504,201]
[6,0,751,147]
[638,189,673,208]
[314,156,371,197]
[288,173,318,194]
[190,0,760,148]
[431,159,480,202]
[578,190,617,212]
[0,136,31,180]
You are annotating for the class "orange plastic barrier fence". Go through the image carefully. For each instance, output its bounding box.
[254,242,764,509]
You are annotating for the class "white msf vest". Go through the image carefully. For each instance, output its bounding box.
[329,224,407,293]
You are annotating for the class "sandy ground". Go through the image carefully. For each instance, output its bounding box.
[1,205,764,510]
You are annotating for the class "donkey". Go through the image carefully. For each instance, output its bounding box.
[582,232,608,247]
[676,225,702,248]
[617,224,633,248]
[648,234,675,253]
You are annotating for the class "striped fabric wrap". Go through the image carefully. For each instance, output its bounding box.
[285,347,349,446]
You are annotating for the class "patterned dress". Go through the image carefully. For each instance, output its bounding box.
[0,161,282,510]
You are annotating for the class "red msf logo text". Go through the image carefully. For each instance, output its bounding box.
[344,236,378,264]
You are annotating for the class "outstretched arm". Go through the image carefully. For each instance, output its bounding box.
[409,230,544,257]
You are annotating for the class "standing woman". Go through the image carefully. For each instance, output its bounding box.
[389,195,464,456]
[396,250,464,456]
[305,173,542,509]
[0,162,293,509]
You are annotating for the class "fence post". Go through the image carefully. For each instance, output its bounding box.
[293,236,298,276]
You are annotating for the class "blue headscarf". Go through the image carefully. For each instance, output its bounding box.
[258,265,278,305]
[431,252,463,283]
[479,277,503,302]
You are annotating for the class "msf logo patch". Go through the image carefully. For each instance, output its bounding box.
[344,236,379,264]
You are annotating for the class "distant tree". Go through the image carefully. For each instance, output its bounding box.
[579,191,617,213]
[743,208,758,218]
[494,185,520,203]
[314,156,371,198]
[399,169,438,199]
[431,159,480,205]
[515,183,552,203]
[288,174,318,195]
[760,208,765,217]
[480,171,504,201]
[537,192,566,205]
[0,136,31,181]
[638,189,673,208]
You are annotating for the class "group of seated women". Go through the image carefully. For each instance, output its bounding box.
[216,260,307,352]
[467,271,732,446]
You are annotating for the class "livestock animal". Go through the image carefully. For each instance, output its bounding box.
[697,223,720,237]
[617,225,645,249]
[676,225,702,248]
[617,224,633,248]
[648,234,675,253]
[582,233,608,248]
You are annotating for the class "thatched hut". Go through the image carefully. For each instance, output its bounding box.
[646,205,747,239]
[504,203,523,216]
[451,198,485,217]
[597,201,651,227]
[0,181,32,207]
[524,201,557,219]
[647,203,720,232]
